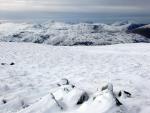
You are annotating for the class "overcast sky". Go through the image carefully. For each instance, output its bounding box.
[0,0,150,13]
[0,0,150,23]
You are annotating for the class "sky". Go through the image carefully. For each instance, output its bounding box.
[0,0,150,23]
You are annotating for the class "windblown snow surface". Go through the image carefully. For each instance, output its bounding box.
[0,21,149,45]
[0,42,150,113]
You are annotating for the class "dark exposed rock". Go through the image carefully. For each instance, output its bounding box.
[131,28,150,38]
[71,85,75,88]
[93,96,96,100]
[57,78,70,86]
[20,31,25,34]
[124,91,131,97]
[2,99,7,104]
[101,83,122,106]
[1,63,6,65]
[93,25,99,31]
[33,35,49,44]
[92,25,99,33]
[33,24,43,29]
[54,41,64,46]
[10,62,15,65]
[57,84,61,87]
[118,91,122,97]
[21,100,29,109]
[77,92,89,105]
[115,97,122,106]
[127,24,145,31]
[50,93,63,110]
[101,83,113,92]
[73,41,94,46]
[13,34,22,38]
[101,85,108,91]
[34,38,45,44]
[118,90,131,98]
[64,88,70,92]
[40,35,50,40]
[61,78,69,85]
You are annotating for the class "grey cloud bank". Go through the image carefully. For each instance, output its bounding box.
[0,0,150,12]
[0,0,150,23]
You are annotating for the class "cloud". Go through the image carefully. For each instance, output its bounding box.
[0,0,149,14]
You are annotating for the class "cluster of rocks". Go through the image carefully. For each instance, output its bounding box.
[1,62,15,66]
[52,79,131,110]
[16,79,131,113]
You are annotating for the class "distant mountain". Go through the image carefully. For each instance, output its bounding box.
[0,21,149,45]
[130,24,150,38]
[127,24,146,31]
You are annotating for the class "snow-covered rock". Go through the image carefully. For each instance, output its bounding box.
[18,80,89,113]
[79,89,124,113]
[18,81,124,113]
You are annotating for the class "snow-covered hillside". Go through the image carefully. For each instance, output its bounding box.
[0,42,150,113]
[131,24,150,38]
[0,21,149,45]
[140,24,150,28]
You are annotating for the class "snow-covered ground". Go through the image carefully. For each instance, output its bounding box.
[0,21,149,45]
[0,42,150,113]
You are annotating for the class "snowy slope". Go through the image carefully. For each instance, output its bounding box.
[0,42,150,113]
[0,22,149,45]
